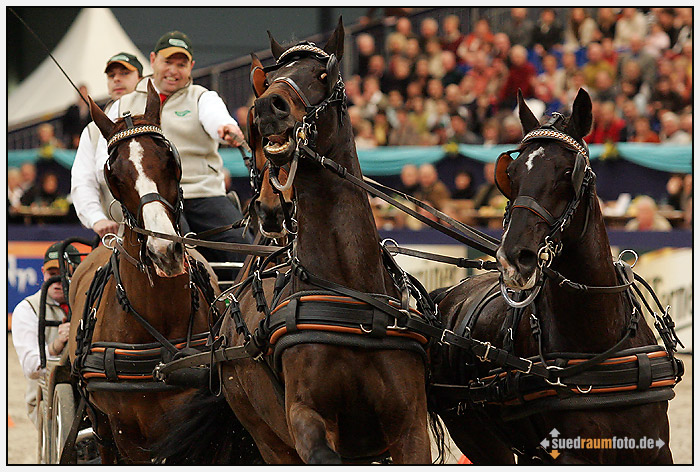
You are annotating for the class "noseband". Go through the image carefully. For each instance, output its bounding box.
[105,112,184,233]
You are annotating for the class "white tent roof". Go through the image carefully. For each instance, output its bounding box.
[8,8,151,129]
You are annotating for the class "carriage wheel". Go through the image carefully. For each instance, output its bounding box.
[49,384,76,464]
[37,389,52,463]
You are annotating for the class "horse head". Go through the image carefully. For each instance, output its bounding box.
[495,89,594,290]
[90,81,186,277]
[248,17,344,235]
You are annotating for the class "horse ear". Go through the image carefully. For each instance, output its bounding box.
[268,30,285,61]
[89,96,115,140]
[144,80,161,126]
[517,89,540,135]
[323,17,344,62]
[566,88,593,141]
[326,54,340,93]
[250,53,267,97]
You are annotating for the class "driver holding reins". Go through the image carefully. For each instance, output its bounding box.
[87,31,250,269]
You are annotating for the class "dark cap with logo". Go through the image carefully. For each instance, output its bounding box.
[105,52,144,76]
[154,31,193,60]
[43,242,82,270]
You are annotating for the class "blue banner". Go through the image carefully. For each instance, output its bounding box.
[7,256,44,313]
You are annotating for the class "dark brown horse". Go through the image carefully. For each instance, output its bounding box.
[67,83,238,463]
[216,20,434,463]
[430,89,678,464]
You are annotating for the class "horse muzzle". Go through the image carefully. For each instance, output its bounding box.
[147,239,185,278]
[497,246,538,290]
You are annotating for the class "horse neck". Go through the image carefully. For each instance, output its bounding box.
[118,227,193,337]
[293,116,392,295]
[537,195,630,353]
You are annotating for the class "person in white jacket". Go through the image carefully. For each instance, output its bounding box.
[88,31,250,268]
[71,52,143,238]
[11,243,81,427]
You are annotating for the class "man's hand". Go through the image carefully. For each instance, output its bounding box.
[218,123,246,147]
[49,320,71,356]
[93,219,119,239]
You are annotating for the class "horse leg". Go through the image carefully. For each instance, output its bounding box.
[90,409,119,464]
[440,411,515,464]
[287,402,341,464]
[385,414,432,464]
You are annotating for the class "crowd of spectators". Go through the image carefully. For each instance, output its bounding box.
[348,7,692,150]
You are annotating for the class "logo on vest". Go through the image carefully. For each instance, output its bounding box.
[174,110,191,117]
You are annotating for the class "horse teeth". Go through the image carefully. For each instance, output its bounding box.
[265,141,290,154]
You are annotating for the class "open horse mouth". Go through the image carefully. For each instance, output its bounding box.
[262,132,296,162]
[497,249,538,290]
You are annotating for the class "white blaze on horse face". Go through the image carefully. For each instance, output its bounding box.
[127,141,178,252]
[526,146,545,171]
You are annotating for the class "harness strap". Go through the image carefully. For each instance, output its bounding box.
[58,396,88,464]
[385,245,499,270]
[542,265,634,294]
[511,196,556,227]
[298,142,499,256]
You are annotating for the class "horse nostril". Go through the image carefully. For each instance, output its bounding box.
[271,95,289,116]
[517,249,537,271]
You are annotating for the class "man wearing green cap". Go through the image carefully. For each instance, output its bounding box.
[71,52,144,238]
[101,31,250,266]
[11,242,81,428]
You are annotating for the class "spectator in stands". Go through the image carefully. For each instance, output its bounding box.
[531,8,563,54]
[532,82,564,116]
[614,8,648,48]
[440,51,463,87]
[441,15,464,54]
[595,8,618,41]
[505,8,534,48]
[498,44,536,110]
[536,54,566,100]
[564,8,598,50]
[449,113,482,145]
[582,42,616,89]
[399,163,420,196]
[12,242,81,428]
[591,70,618,102]
[600,37,618,69]
[354,33,376,77]
[659,112,691,144]
[372,111,390,147]
[444,83,468,117]
[35,123,71,196]
[679,112,692,137]
[502,115,525,144]
[625,196,672,231]
[618,35,657,88]
[418,17,439,51]
[672,8,692,54]
[587,101,626,144]
[630,117,661,143]
[619,99,640,141]
[451,169,475,200]
[359,75,387,120]
[473,162,502,210]
[388,108,422,146]
[466,50,497,98]
[355,120,378,150]
[386,32,407,58]
[384,56,412,96]
[491,33,511,66]
[481,118,501,146]
[644,22,671,58]
[663,174,691,212]
[20,172,68,212]
[71,52,143,238]
[408,96,433,138]
[8,167,24,207]
[20,162,37,194]
[670,55,692,104]
[62,84,91,148]
[424,38,445,78]
[415,163,450,209]
[655,8,679,50]
[649,76,685,115]
[458,18,494,62]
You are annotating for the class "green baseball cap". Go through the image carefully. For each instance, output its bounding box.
[43,242,82,270]
[105,52,144,76]
[154,31,193,60]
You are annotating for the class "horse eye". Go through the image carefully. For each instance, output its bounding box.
[319,72,328,81]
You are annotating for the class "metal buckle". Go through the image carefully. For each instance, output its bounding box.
[544,365,567,387]
[617,249,639,268]
[388,311,410,331]
[440,329,454,345]
[576,385,593,393]
[477,341,492,362]
[153,363,165,381]
[520,358,533,374]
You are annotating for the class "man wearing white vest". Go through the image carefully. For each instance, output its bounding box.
[71,52,143,238]
[103,31,250,266]
[11,243,81,428]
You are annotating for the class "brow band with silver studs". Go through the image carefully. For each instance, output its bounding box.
[277,44,329,64]
[107,125,164,149]
[521,129,589,157]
